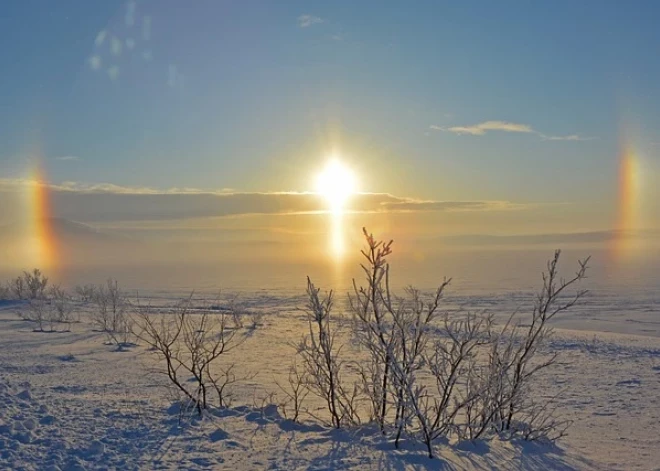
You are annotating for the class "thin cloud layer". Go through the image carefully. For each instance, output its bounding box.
[0,179,528,222]
[431,121,533,136]
[298,14,323,28]
[379,200,527,212]
[430,121,594,141]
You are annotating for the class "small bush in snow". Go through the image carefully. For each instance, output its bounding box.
[22,299,54,332]
[91,278,133,348]
[465,250,588,442]
[275,360,309,423]
[0,283,9,300]
[9,269,48,300]
[14,278,76,332]
[133,294,245,415]
[48,285,77,324]
[74,284,97,303]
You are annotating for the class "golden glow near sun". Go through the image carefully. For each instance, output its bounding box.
[315,156,357,263]
[315,158,357,213]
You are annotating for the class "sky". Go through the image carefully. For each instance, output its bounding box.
[1,1,660,285]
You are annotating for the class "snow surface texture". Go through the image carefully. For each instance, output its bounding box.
[1,293,659,471]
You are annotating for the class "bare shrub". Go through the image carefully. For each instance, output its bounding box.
[483,250,589,440]
[349,229,459,449]
[231,308,244,328]
[133,294,245,415]
[25,269,49,299]
[297,277,361,428]
[49,285,77,325]
[275,360,309,423]
[348,234,396,431]
[297,228,589,458]
[247,311,265,330]
[231,302,265,330]
[412,313,492,457]
[16,284,76,332]
[22,299,54,332]
[0,283,10,300]
[91,278,133,348]
[389,288,458,448]
[209,363,242,408]
[75,284,97,303]
[9,274,26,300]
[8,269,48,300]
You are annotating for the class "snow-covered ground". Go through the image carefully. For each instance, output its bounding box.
[1,290,659,471]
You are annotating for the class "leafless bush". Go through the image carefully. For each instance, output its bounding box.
[0,283,10,300]
[297,277,362,428]
[8,269,48,300]
[9,276,25,300]
[49,285,77,324]
[275,360,309,423]
[412,313,492,457]
[16,284,76,332]
[91,278,133,348]
[21,299,54,331]
[298,228,588,458]
[389,288,462,449]
[75,284,97,303]
[349,229,460,450]
[231,308,244,328]
[233,307,266,331]
[481,250,589,440]
[348,234,396,431]
[25,269,49,299]
[133,294,245,415]
[247,311,265,329]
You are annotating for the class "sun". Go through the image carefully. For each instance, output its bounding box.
[315,158,357,212]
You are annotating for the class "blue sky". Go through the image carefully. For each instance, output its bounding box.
[1,0,660,216]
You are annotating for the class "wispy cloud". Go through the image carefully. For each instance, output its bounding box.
[0,179,529,222]
[431,121,533,136]
[430,120,594,141]
[55,155,80,161]
[298,14,323,28]
[539,134,596,142]
[381,199,529,212]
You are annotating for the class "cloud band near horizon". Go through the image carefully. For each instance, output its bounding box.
[0,178,529,223]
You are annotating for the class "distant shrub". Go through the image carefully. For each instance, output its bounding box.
[8,269,48,300]
[75,284,97,303]
[0,283,10,300]
[24,269,49,299]
[48,285,77,324]
[22,298,55,332]
[14,281,77,332]
[90,278,133,348]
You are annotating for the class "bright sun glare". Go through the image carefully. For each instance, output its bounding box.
[315,158,357,212]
